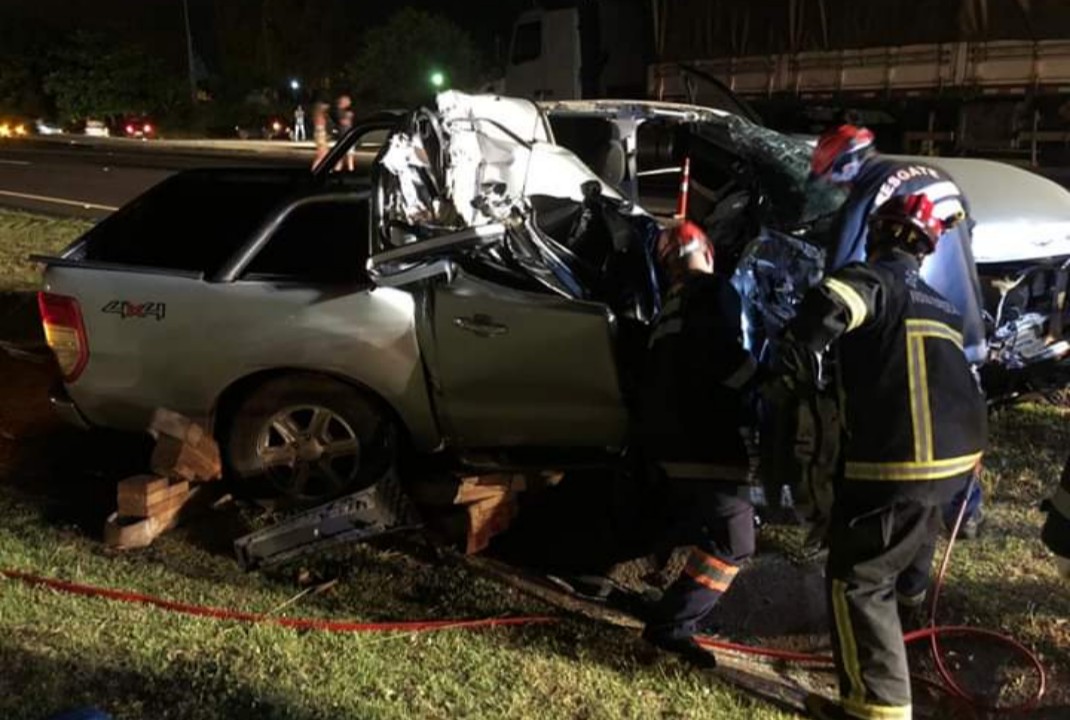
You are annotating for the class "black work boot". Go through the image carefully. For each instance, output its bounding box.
[804,694,853,720]
[896,588,929,632]
[641,627,718,669]
[545,574,616,602]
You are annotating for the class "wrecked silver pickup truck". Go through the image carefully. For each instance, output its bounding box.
[36,92,1070,504]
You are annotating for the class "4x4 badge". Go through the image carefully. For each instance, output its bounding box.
[102,300,166,321]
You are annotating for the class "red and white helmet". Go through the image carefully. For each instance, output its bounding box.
[656,220,714,281]
[811,124,876,183]
[867,193,945,256]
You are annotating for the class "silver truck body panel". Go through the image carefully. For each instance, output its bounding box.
[39,94,1070,451]
[415,271,626,448]
[44,266,441,451]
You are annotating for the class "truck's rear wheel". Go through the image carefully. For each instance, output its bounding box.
[225,375,395,503]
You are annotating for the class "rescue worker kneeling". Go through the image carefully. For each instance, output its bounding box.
[777,194,988,720]
[638,220,758,668]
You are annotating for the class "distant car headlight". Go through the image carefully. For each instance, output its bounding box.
[14,124,27,136]
[0,124,10,138]
[272,121,282,132]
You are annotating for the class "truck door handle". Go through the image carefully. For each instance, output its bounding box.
[453,314,509,337]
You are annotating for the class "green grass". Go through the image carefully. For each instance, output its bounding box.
[0,490,789,719]
[2,405,1068,718]
[943,403,1070,677]
[0,210,91,292]
[0,205,1066,715]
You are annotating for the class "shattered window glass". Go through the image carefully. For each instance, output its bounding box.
[722,116,846,229]
[732,227,827,351]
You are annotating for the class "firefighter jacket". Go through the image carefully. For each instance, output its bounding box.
[827,155,987,364]
[785,251,988,506]
[638,272,756,482]
[1042,457,1070,560]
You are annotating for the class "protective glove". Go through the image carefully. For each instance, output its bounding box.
[764,340,821,398]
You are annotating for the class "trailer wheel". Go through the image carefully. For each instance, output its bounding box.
[225,374,395,503]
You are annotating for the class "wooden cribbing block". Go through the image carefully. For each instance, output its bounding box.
[104,487,199,552]
[453,474,535,555]
[147,408,221,482]
[466,493,518,555]
[148,408,205,445]
[116,475,190,517]
[454,474,519,504]
[151,435,222,483]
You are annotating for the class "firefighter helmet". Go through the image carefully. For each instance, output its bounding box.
[811,124,876,183]
[656,220,714,280]
[867,193,944,257]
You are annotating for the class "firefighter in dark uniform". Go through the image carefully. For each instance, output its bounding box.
[638,220,758,668]
[812,124,986,365]
[811,125,987,607]
[1042,457,1070,581]
[776,194,988,720]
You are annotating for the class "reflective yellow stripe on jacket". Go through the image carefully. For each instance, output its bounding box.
[823,277,869,332]
[847,318,977,482]
[846,452,983,482]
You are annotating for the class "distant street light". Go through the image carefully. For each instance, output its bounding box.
[429,71,446,89]
[290,79,301,92]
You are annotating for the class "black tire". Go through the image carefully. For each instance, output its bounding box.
[225,374,395,504]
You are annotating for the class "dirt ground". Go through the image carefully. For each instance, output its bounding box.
[1,293,1067,718]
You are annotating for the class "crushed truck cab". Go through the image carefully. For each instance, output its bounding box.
[35,93,1070,503]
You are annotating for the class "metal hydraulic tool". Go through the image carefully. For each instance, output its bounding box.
[234,469,421,570]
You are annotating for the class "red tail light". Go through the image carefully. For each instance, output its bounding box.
[38,292,89,382]
[126,124,135,134]
[143,123,152,133]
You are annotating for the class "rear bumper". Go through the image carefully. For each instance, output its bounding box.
[49,382,91,430]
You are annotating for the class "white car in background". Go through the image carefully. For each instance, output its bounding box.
[83,119,110,138]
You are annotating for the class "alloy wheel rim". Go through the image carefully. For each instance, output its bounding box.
[255,405,362,499]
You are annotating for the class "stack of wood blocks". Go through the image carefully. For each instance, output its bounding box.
[104,409,223,549]
[454,471,562,554]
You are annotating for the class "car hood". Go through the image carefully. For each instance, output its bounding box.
[908,156,1070,264]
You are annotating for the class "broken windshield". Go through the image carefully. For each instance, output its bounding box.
[719,114,846,229]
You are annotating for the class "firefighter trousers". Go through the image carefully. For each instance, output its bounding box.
[646,479,755,640]
[826,496,944,719]
[895,474,975,605]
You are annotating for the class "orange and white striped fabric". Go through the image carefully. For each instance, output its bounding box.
[683,547,739,593]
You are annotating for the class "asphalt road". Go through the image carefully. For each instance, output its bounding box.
[3,136,1068,223]
[0,137,314,219]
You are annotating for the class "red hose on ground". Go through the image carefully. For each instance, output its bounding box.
[0,568,554,634]
[1,480,1047,713]
[696,476,1047,714]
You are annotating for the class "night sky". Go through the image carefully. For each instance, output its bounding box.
[1,0,534,71]
[0,0,539,86]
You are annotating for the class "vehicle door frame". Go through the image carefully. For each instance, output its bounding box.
[313,113,404,179]
[213,191,373,284]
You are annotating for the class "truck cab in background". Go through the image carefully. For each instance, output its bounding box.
[503,1,649,101]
